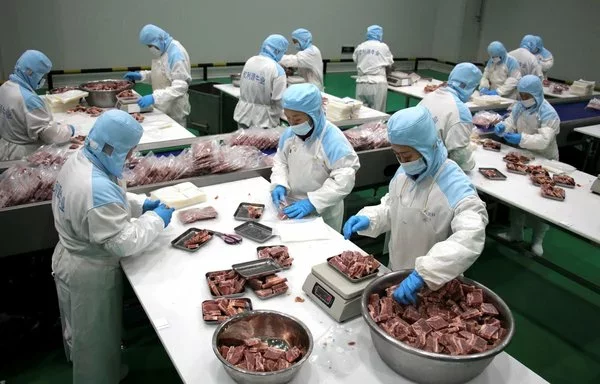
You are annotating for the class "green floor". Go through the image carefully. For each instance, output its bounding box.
[5,71,599,383]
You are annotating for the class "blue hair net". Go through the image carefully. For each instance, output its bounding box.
[13,50,52,90]
[447,63,482,103]
[387,106,447,181]
[533,36,552,58]
[292,28,312,51]
[487,41,507,63]
[520,35,538,54]
[282,83,326,136]
[513,75,545,119]
[139,24,173,54]
[84,110,143,178]
[260,34,289,62]
[367,25,383,41]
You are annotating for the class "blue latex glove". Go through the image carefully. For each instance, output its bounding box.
[138,94,154,108]
[504,132,522,145]
[153,203,175,228]
[142,198,161,213]
[342,215,370,240]
[283,199,315,219]
[68,124,75,136]
[486,89,499,96]
[393,270,425,305]
[479,87,489,94]
[124,72,142,81]
[271,185,287,206]
[494,123,506,136]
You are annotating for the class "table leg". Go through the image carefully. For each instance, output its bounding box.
[404,96,410,109]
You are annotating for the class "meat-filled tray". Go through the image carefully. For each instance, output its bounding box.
[247,274,289,299]
[479,168,507,180]
[257,245,293,269]
[541,184,566,201]
[482,140,501,152]
[234,202,265,221]
[206,269,247,298]
[202,298,253,324]
[503,152,532,164]
[505,162,527,175]
[234,221,274,243]
[327,251,381,283]
[171,228,213,252]
[553,174,576,188]
[530,174,555,187]
[232,259,283,280]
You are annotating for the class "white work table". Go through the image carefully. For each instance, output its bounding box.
[388,79,515,111]
[121,176,547,384]
[214,83,389,127]
[575,124,600,140]
[471,144,600,244]
[53,109,196,152]
[543,86,600,99]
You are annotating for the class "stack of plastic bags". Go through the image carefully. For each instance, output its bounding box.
[343,121,389,151]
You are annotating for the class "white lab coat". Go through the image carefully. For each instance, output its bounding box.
[357,160,488,290]
[536,51,554,76]
[480,56,522,99]
[504,100,560,160]
[270,122,360,231]
[280,45,324,90]
[509,48,543,79]
[234,55,287,129]
[51,150,163,384]
[0,79,72,160]
[418,87,476,171]
[140,40,191,127]
[353,40,394,112]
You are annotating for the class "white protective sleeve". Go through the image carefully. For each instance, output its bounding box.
[415,195,489,290]
[479,67,491,89]
[29,105,72,144]
[271,75,287,102]
[139,70,152,83]
[446,121,475,171]
[126,192,146,219]
[497,67,521,98]
[88,203,164,258]
[503,113,517,133]
[540,56,554,73]
[307,153,360,213]
[519,117,560,152]
[270,144,290,190]
[153,61,191,106]
[280,54,300,69]
[356,193,392,238]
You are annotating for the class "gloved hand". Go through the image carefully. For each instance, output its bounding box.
[283,199,315,219]
[393,270,425,305]
[494,123,506,136]
[124,72,142,81]
[504,132,522,145]
[138,94,154,108]
[153,203,175,228]
[142,198,161,213]
[271,185,287,206]
[342,215,370,240]
[479,87,489,94]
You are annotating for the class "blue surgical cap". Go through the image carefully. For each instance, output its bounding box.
[85,110,143,178]
[487,41,507,62]
[139,24,173,54]
[448,63,482,103]
[367,25,383,42]
[260,34,289,62]
[292,28,312,51]
[517,75,544,112]
[282,83,326,135]
[14,50,52,90]
[520,35,538,54]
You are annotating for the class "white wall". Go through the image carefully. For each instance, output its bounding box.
[0,0,439,79]
[478,0,600,82]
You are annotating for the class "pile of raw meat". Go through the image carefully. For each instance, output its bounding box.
[526,165,549,176]
[27,144,75,166]
[131,112,145,122]
[248,274,288,298]
[207,270,247,297]
[50,86,77,94]
[178,206,218,224]
[227,129,281,150]
[241,204,263,219]
[219,340,304,372]
[550,84,568,95]
[424,82,446,93]
[530,174,554,186]
[328,251,380,280]
[503,152,531,164]
[343,121,389,151]
[506,162,527,174]
[368,279,508,355]
[183,230,213,249]
[482,140,501,151]
[480,169,503,179]
[541,184,565,200]
[553,174,575,187]
[258,246,293,268]
[202,298,250,323]
[81,80,131,91]
[117,89,135,98]
[67,104,104,117]
[472,111,502,129]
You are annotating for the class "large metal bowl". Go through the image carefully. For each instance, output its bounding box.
[79,80,133,108]
[212,310,313,384]
[361,270,514,384]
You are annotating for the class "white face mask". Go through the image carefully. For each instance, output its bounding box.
[149,46,162,57]
[294,42,301,50]
[290,121,312,136]
[401,157,427,176]
[521,98,536,108]
[492,57,501,64]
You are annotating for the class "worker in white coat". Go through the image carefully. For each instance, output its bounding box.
[270,83,360,231]
[0,50,74,160]
[418,62,482,171]
[343,106,488,304]
[532,36,554,77]
[280,28,324,90]
[509,43,543,80]
[479,41,522,99]
[353,25,394,112]
[234,34,289,130]
[124,24,191,127]
[51,110,174,384]
[495,75,560,256]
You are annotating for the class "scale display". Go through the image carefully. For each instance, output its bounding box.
[312,282,335,308]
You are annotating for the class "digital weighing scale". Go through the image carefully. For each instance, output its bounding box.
[115,90,153,113]
[591,174,600,195]
[302,261,389,323]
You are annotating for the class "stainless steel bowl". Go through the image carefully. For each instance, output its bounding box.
[361,270,514,384]
[79,80,133,108]
[212,310,313,384]
[231,73,241,88]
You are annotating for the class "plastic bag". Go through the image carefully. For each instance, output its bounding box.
[472,111,502,130]
[227,128,282,150]
[124,149,193,187]
[343,121,389,151]
[0,164,60,207]
[27,144,75,166]
[308,323,370,376]
[208,145,265,174]
[178,206,218,224]
[190,140,220,175]
[586,98,600,111]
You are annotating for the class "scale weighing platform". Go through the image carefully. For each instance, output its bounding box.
[115,90,153,113]
[302,261,389,323]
